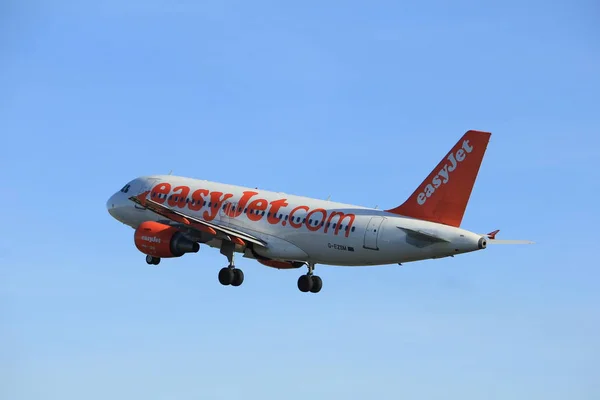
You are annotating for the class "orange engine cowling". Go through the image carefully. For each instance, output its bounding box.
[134,221,200,258]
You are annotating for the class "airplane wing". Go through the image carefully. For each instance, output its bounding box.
[129,191,268,247]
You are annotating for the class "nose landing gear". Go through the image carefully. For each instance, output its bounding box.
[145,255,160,265]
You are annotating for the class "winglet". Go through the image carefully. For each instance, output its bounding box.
[487,229,500,239]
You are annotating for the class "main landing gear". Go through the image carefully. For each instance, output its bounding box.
[297,263,322,293]
[218,241,244,287]
[218,266,244,286]
[146,255,160,265]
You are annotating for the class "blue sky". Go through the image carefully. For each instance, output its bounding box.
[2,1,599,399]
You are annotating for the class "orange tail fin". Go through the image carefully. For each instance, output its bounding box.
[385,130,491,227]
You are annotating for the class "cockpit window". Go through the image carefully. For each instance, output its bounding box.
[120,184,131,193]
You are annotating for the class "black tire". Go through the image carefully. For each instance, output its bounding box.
[231,268,244,287]
[153,257,161,265]
[297,275,313,293]
[146,255,154,265]
[310,275,322,293]
[218,267,234,285]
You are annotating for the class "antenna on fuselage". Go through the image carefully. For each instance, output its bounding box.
[326,194,331,201]
[168,170,173,175]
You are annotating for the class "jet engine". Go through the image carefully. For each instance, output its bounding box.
[134,221,199,258]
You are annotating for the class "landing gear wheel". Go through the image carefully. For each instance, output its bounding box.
[218,267,234,285]
[231,268,244,286]
[297,275,314,293]
[310,275,322,293]
[146,255,160,265]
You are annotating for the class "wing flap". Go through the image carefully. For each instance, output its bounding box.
[129,192,268,247]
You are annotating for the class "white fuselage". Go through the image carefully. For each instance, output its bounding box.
[107,175,485,266]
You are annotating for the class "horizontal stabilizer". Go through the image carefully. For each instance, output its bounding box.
[397,227,450,243]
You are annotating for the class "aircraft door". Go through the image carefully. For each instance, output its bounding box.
[363,216,384,250]
[134,178,159,211]
[140,178,159,194]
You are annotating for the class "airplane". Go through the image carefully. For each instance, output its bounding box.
[106,130,532,293]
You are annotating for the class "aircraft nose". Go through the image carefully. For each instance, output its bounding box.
[107,194,115,212]
[106,192,121,217]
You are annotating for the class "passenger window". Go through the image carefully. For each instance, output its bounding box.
[285,215,289,221]
[351,226,356,232]
[208,202,212,207]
